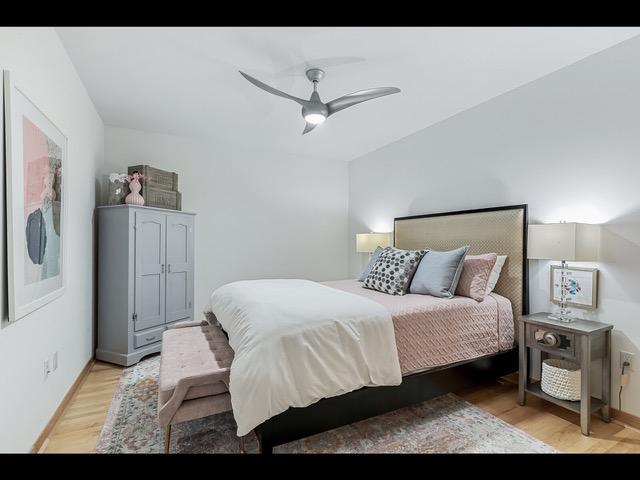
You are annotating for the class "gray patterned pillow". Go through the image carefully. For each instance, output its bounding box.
[363,247,427,296]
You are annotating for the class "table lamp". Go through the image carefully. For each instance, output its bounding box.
[356,232,392,254]
[528,222,600,322]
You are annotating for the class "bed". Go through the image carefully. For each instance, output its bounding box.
[209,204,528,452]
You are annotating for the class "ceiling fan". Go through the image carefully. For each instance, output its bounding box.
[239,68,401,134]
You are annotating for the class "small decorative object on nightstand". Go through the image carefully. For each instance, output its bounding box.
[518,313,612,436]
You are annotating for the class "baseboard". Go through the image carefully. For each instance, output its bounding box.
[612,408,640,431]
[96,344,160,367]
[30,357,95,453]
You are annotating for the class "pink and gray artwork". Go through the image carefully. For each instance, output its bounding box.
[23,116,62,285]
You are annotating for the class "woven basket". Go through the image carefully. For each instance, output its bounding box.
[144,186,182,211]
[128,165,178,191]
[541,359,581,401]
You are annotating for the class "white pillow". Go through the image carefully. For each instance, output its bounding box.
[485,255,507,294]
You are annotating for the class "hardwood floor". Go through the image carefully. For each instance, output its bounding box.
[41,361,640,453]
[43,361,122,453]
[460,380,640,453]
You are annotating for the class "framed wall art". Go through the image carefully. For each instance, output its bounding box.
[550,265,598,310]
[4,70,67,322]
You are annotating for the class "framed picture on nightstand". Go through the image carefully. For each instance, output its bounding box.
[550,265,598,310]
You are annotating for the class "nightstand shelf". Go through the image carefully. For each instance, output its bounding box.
[525,381,604,415]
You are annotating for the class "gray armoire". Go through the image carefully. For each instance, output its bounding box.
[96,205,195,366]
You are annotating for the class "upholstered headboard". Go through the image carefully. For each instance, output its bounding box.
[394,205,529,317]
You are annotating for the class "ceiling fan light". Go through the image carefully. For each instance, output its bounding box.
[304,113,326,125]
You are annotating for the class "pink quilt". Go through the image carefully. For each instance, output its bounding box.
[323,280,514,375]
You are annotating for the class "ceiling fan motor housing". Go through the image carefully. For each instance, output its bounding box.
[301,92,328,119]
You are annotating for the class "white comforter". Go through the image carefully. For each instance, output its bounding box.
[206,279,402,436]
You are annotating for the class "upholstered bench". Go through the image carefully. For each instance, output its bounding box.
[158,320,241,453]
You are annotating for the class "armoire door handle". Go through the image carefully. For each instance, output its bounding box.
[168,264,171,273]
[161,264,165,273]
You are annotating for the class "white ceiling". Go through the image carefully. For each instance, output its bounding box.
[57,27,640,161]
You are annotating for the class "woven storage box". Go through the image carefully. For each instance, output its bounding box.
[128,165,178,191]
[144,186,182,211]
[541,359,581,401]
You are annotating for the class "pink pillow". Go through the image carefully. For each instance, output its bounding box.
[455,253,498,302]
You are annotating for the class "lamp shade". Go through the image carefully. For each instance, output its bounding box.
[356,232,392,253]
[528,223,600,261]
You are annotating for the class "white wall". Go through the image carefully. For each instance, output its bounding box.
[0,28,104,452]
[104,126,349,314]
[349,36,640,416]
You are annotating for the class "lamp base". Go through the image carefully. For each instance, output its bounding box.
[548,313,576,323]
[549,259,576,323]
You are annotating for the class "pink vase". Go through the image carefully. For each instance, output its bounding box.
[125,179,145,206]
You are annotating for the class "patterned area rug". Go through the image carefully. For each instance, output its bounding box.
[95,354,556,453]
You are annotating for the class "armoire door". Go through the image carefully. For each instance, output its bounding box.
[134,211,166,331]
[165,214,194,324]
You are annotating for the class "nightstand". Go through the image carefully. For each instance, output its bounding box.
[518,312,612,436]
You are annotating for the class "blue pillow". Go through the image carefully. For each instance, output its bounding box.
[409,246,470,297]
[358,246,385,281]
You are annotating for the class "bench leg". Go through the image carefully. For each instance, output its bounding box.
[164,425,171,454]
[239,435,245,454]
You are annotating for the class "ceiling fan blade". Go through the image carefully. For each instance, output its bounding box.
[239,71,309,107]
[326,87,400,116]
[302,122,317,135]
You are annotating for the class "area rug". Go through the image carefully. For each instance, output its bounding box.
[95,354,556,453]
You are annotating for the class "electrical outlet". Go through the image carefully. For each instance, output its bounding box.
[52,352,58,371]
[620,351,635,371]
[43,359,51,380]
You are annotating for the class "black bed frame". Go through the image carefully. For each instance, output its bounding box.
[254,204,529,453]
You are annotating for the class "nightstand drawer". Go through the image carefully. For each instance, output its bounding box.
[526,324,575,358]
